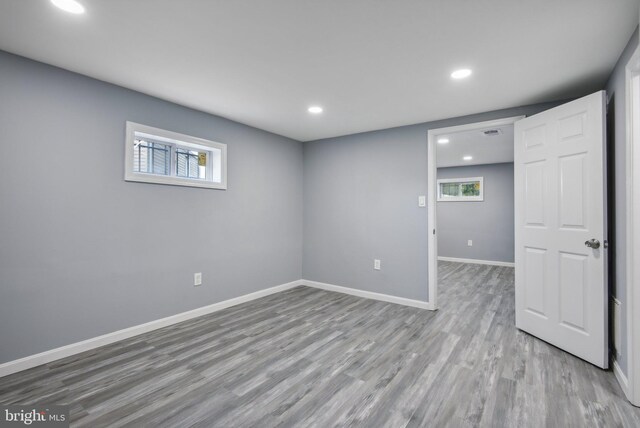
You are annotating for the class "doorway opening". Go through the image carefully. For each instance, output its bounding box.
[426,91,615,388]
[427,116,523,309]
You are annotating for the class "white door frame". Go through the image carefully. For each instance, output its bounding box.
[622,45,640,406]
[427,115,524,310]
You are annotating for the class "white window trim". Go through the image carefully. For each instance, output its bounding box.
[436,176,484,202]
[124,121,227,190]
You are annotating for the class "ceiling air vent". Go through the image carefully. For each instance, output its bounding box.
[482,129,502,137]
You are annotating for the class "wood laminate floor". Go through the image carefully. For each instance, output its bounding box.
[1,261,639,427]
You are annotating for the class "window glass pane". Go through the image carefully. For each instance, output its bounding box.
[439,179,481,199]
[176,148,206,180]
[126,122,227,189]
[461,181,480,196]
[133,139,170,175]
[441,182,460,197]
[176,149,187,177]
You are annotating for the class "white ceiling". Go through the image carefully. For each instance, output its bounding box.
[436,124,514,168]
[0,1,637,142]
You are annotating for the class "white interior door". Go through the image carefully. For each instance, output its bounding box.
[514,91,608,368]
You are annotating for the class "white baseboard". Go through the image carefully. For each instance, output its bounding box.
[438,256,515,268]
[0,278,434,378]
[614,359,630,398]
[302,279,435,310]
[0,279,304,379]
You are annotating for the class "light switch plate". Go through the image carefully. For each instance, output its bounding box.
[194,272,202,286]
[374,259,381,270]
[418,195,426,207]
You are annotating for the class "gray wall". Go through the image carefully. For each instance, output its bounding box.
[437,163,514,263]
[303,101,564,302]
[605,26,639,376]
[0,51,304,364]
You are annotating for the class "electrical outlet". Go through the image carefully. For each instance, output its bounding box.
[374,259,381,270]
[194,272,202,286]
[467,240,473,247]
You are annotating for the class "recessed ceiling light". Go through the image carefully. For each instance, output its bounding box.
[451,69,472,79]
[308,106,323,114]
[51,0,85,14]
[437,138,450,144]
[463,155,473,161]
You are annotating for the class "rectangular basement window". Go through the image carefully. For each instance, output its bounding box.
[125,122,227,189]
[437,177,483,202]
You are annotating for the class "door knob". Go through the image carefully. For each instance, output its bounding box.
[585,239,601,249]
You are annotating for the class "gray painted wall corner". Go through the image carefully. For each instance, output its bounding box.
[0,51,304,364]
[302,101,567,302]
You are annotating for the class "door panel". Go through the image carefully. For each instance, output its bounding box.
[524,162,547,226]
[559,154,587,229]
[515,90,608,368]
[523,247,547,317]
[558,251,588,332]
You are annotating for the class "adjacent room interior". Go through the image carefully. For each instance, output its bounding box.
[432,119,517,307]
[1,1,640,426]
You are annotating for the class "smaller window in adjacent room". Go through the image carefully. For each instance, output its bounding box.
[437,177,483,202]
[125,122,227,189]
